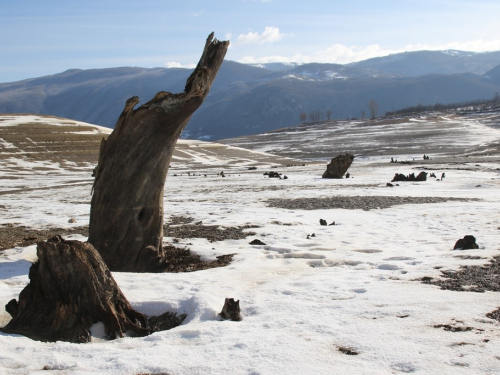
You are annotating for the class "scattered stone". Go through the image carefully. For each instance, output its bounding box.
[319,219,327,226]
[322,153,354,179]
[486,308,500,322]
[248,167,257,170]
[264,171,282,178]
[434,324,473,332]
[391,171,427,182]
[166,216,194,225]
[421,255,500,293]
[219,298,242,321]
[249,239,266,245]
[386,183,394,187]
[337,346,359,355]
[453,235,479,250]
[68,218,77,223]
[328,221,336,226]
[283,175,288,179]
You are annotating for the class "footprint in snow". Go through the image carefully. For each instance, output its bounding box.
[378,264,400,270]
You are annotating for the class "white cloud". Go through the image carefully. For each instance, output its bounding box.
[403,38,500,53]
[193,10,204,17]
[164,62,196,69]
[237,26,284,45]
[237,37,500,65]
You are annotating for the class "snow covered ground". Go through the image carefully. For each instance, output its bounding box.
[221,112,500,161]
[1,115,500,374]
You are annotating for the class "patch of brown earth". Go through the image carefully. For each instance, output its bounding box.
[162,245,235,273]
[0,224,89,251]
[268,196,476,211]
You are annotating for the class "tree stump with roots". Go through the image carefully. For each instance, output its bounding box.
[1,236,151,342]
[1,236,186,342]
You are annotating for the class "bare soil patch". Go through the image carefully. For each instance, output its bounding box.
[162,246,235,273]
[422,256,500,323]
[0,218,255,273]
[164,218,257,242]
[0,224,89,251]
[267,196,476,211]
[421,256,500,293]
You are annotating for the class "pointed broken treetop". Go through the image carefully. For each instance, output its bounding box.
[89,33,229,272]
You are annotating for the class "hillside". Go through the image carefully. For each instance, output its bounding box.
[1,51,500,140]
[220,109,500,160]
[350,50,500,76]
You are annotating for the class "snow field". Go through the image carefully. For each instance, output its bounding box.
[1,116,500,374]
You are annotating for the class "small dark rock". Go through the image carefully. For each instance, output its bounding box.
[453,235,479,250]
[337,346,359,355]
[319,219,327,226]
[415,171,427,181]
[392,171,427,182]
[249,239,266,246]
[434,324,473,332]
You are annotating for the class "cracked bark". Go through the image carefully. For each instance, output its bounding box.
[87,33,229,272]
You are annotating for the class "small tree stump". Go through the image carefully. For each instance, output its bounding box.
[1,236,151,342]
[219,298,242,321]
[453,235,479,250]
[322,153,354,179]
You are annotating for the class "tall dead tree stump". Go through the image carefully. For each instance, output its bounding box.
[88,33,229,272]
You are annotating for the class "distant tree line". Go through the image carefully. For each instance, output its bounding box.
[300,110,333,124]
[299,100,380,124]
[386,92,500,117]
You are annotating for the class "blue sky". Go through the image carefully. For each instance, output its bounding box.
[1,0,500,83]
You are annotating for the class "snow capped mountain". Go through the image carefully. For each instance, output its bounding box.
[1,50,500,140]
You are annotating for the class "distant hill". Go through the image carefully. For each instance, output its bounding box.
[1,51,500,140]
[349,50,500,76]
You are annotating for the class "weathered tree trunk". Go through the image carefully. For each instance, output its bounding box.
[1,236,151,342]
[88,33,229,272]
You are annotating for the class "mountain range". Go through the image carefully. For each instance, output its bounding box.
[1,50,500,140]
